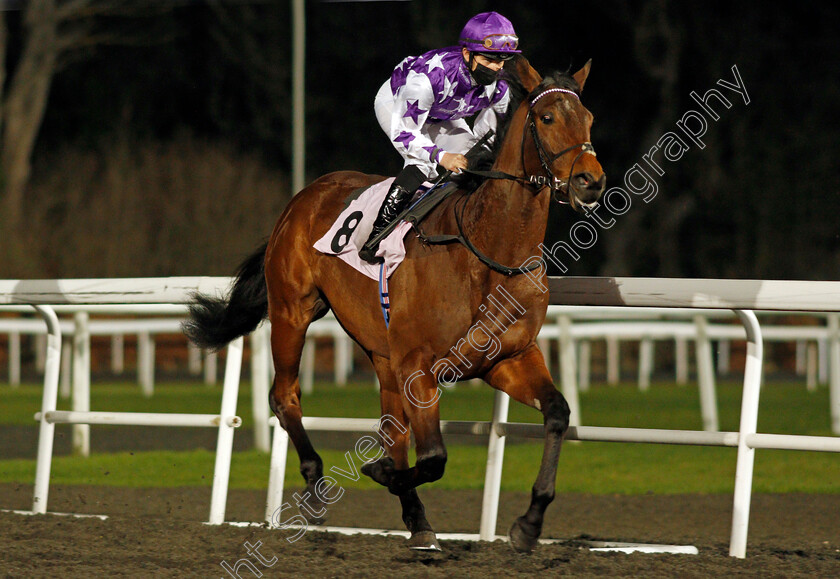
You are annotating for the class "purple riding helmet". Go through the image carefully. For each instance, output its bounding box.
[458,11,521,56]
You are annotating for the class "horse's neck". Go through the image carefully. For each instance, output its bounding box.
[462,174,550,265]
[465,101,548,245]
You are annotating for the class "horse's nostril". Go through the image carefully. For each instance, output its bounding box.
[595,174,606,191]
[574,172,606,191]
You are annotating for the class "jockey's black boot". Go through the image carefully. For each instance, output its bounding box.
[359,166,426,264]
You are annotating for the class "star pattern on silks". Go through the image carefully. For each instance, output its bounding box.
[474,93,490,109]
[394,130,415,150]
[403,100,426,124]
[440,76,456,100]
[422,145,440,162]
[390,58,410,90]
[424,52,445,72]
[454,97,470,113]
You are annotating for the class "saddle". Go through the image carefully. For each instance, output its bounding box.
[351,130,497,250]
[342,180,461,247]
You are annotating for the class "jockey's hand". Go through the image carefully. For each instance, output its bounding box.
[440,152,468,174]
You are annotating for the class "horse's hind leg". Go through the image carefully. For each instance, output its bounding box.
[267,298,328,524]
[362,354,439,550]
[484,344,571,553]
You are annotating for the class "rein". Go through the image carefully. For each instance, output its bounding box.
[416,85,595,277]
[415,193,539,276]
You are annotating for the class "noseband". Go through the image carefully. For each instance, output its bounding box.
[525,87,597,204]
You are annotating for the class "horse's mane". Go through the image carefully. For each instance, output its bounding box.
[454,59,580,191]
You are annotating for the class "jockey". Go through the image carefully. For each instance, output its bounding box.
[359,11,521,263]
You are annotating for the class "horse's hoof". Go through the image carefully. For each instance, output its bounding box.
[361,457,393,488]
[301,493,327,525]
[303,511,326,525]
[508,517,539,554]
[407,531,441,551]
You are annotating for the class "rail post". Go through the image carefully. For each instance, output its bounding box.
[265,423,289,526]
[675,337,689,384]
[8,331,21,387]
[638,336,653,391]
[606,336,620,385]
[251,323,272,453]
[32,306,61,514]
[479,389,510,539]
[829,314,840,434]
[72,312,91,456]
[694,315,719,431]
[557,315,580,426]
[729,309,763,558]
[208,336,244,525]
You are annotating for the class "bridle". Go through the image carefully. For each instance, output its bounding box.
[461,86,598,207]
[524,87,597,206]
[415,85,600,276]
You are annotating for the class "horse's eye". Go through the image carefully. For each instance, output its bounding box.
[541,114,553,124]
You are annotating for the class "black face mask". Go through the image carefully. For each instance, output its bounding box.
[470,60,500,86]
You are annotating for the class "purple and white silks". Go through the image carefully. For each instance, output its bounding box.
[374,46,510,179]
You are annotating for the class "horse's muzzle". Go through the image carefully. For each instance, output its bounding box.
[571,172,606,210]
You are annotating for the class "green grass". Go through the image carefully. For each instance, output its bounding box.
[0,379,838,494]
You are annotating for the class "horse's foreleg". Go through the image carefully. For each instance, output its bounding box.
[364,349,447,493]
[388,348,448,495]
[484,344,570,553]
[268,316,326,524]
[362,355,439,550]
[360,357,408,488]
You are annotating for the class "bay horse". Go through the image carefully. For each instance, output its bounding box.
[184,56,605,553]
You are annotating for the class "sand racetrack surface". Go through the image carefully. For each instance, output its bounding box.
[1,421,838,576]
[2,482,839,578]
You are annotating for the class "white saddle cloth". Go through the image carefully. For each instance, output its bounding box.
[313,178,419,281]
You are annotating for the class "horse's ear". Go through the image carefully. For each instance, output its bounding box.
[573,59,592,92]
[510,55,542,92]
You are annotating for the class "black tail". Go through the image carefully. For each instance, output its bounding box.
[182,242,269,351]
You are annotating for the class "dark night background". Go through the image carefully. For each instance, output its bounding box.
[2,0,838,280]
